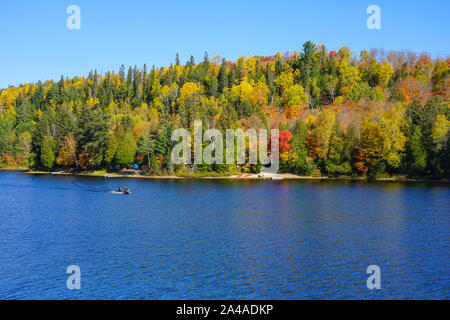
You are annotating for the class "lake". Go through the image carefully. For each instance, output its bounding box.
[0,171,448,299]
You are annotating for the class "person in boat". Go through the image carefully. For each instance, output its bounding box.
[123,186,129,193]
[118,187,122,192]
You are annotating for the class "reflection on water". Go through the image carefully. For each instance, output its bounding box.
[0,172,448,299]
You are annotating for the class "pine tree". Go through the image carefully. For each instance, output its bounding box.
[407,125,427,175]
[291,120,309,173]
[15,99,34,134]
[46,84,60,105]
[207,74,219,97]
[126,66,134,101]
[218,59,229,93]
[76,105,109,167]
[137,128,156,168]
[133,65,143,106]
[300,41,318,87]
[188,55,195,67]
[55,106,75,143]
[118,64,125,81]
[154,123,173,169]
[228,66,237,87]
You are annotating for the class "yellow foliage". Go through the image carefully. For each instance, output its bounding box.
[431,114,450,152]
[0,87,20,107]
[275,68,294,92]
[304,114,317,127]
[86,97,99,108]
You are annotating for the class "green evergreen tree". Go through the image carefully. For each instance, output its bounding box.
[299,41,318,87]
[228,66,237,87]
[207,74,219,97]
[291,120,309,173]
[55,106,75,143]
[407,126,427,175]
[76,105,109,167]
[0,113,15,160]
[137,128,156,168]
[218,59,229,93]
[15,99,34,134]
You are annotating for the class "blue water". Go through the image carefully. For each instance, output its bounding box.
[0,172,448,299]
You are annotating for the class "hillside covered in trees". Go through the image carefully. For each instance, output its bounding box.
[0,42,449,178]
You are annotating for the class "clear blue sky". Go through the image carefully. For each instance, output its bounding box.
[0,0,449,89]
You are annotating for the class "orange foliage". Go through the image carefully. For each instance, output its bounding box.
[396,77,431,104]
[3,153,16,165]
[284,106,300,120]
[352,148,369,174]
[77,151,93,170]
[156,154,164,167]
[306,131,320,159]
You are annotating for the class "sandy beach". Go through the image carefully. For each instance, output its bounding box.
[17,170,449,183]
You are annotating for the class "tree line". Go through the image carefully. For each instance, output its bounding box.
[0,41,449,178]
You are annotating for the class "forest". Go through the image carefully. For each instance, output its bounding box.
[0,41,449,178]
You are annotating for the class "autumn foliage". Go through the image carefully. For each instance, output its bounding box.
[0,42,448,177]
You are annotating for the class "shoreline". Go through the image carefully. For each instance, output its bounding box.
[2,168,446,183]
[0,167,28,172]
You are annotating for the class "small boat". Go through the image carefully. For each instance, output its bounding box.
[110,189,131,195]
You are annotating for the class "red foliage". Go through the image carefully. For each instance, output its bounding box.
[279,131,292,153]
[260,56,275,63]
